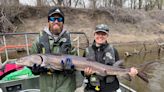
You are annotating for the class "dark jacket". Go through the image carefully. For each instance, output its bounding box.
[30,27,76,92]
[84,41,120,92]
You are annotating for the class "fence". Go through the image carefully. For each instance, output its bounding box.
[0,32,89,62]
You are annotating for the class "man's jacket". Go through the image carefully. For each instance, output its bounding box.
[30,27,76,92]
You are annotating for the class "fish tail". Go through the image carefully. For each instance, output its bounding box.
[137,71,149,83]
[136,61,159,83]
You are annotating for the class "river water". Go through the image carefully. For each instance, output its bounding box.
[115,43,164,92]
[1,42,164,92]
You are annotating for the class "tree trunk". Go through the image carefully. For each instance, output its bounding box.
[113,0,122,7]
[37,0,42,6]
[83,0,86,8]
[109,0,112,7]
[92,0,96,9]
[75,0,79,8]
[158,0,163,10]
[133,0,136,9]
[139,0,142,9]
[0,0,6,6]
[1,0,19,6]
[69,0,71,7]
[11,0,19,6]
[52,0,57,5]
[130,0,133,9]
[57,0,63,6]
[119,0,123,7]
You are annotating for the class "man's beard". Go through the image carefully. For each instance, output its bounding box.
[52,29,61,35]
[50,26,62,35]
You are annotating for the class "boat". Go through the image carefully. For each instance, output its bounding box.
[0,75,136,92]
[0,32,137,92]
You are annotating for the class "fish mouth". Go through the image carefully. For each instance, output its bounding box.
[16,54,44,66]
[16,58,24,63]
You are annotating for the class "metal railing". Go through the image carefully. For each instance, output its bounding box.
[0,32,88,61]
[0,32,39,61]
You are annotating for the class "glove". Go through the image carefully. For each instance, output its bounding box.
[31,64,48,75]
[61,57,75,74]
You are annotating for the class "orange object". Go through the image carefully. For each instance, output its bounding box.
[0,44,32,53]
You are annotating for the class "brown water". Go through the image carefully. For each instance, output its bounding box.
[115,43,164,92]
[1,43,164,92]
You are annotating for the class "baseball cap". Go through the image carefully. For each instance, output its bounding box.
[95,24,109,34]
[48,7,64,22]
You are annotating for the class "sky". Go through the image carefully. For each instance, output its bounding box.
[19,0,37,6]
[19,0,89,7]
[19,0,134,8]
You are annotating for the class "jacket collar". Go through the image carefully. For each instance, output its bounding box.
[92,40,109,51]
[43,27,66,42]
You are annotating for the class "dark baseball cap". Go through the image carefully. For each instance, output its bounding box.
[48,7,64,22]
[95,24,109,34]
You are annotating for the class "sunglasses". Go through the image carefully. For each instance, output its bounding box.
[49,17,63,22]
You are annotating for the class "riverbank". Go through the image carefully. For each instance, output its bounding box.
[14,6,164,44]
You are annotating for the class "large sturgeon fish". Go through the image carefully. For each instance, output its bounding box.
[16,54,150,83]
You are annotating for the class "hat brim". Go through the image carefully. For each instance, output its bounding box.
[95,30,109,34]
[48,11,63,17]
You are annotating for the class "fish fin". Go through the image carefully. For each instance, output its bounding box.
[113,60,124,67]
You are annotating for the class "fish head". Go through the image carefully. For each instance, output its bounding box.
[16,54,42,67]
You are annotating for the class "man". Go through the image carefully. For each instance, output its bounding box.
[83,24,138,92]
[30,7,76,92]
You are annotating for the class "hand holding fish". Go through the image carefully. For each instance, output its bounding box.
[84,67,94,76]
[61,57,75,74]
[31,64,48,75]
[61,57,75,71]
[128,67,138,77]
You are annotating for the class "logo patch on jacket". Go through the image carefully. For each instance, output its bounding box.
[59,38,67,43]
[105,52,113,59]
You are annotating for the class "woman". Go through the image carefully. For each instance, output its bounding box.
[83,24,138,92]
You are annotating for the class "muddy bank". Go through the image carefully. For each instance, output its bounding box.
[0,6,163,43]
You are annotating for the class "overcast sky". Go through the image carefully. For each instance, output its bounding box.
[19,0,132,8]
[19,0,37,6]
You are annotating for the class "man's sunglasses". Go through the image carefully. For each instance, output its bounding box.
[49,17,63,22]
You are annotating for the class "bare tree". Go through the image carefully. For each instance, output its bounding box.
[130,0,133,9]
[75,0,79,7]
[52,0,57,4]
[113,0,123,7]
[68,0,72,7]
[139,0,142,9]
[0,0,6,6]
[145,0,158,10]
[102,0,112,8]
[89,0,96,9]
[0,0,19,6]
[82,0,86,8]
[133,0,137,9]
[13,0,19,6]
[37,0,42,6]
[57,0,64,6]
[157,0,163,10]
